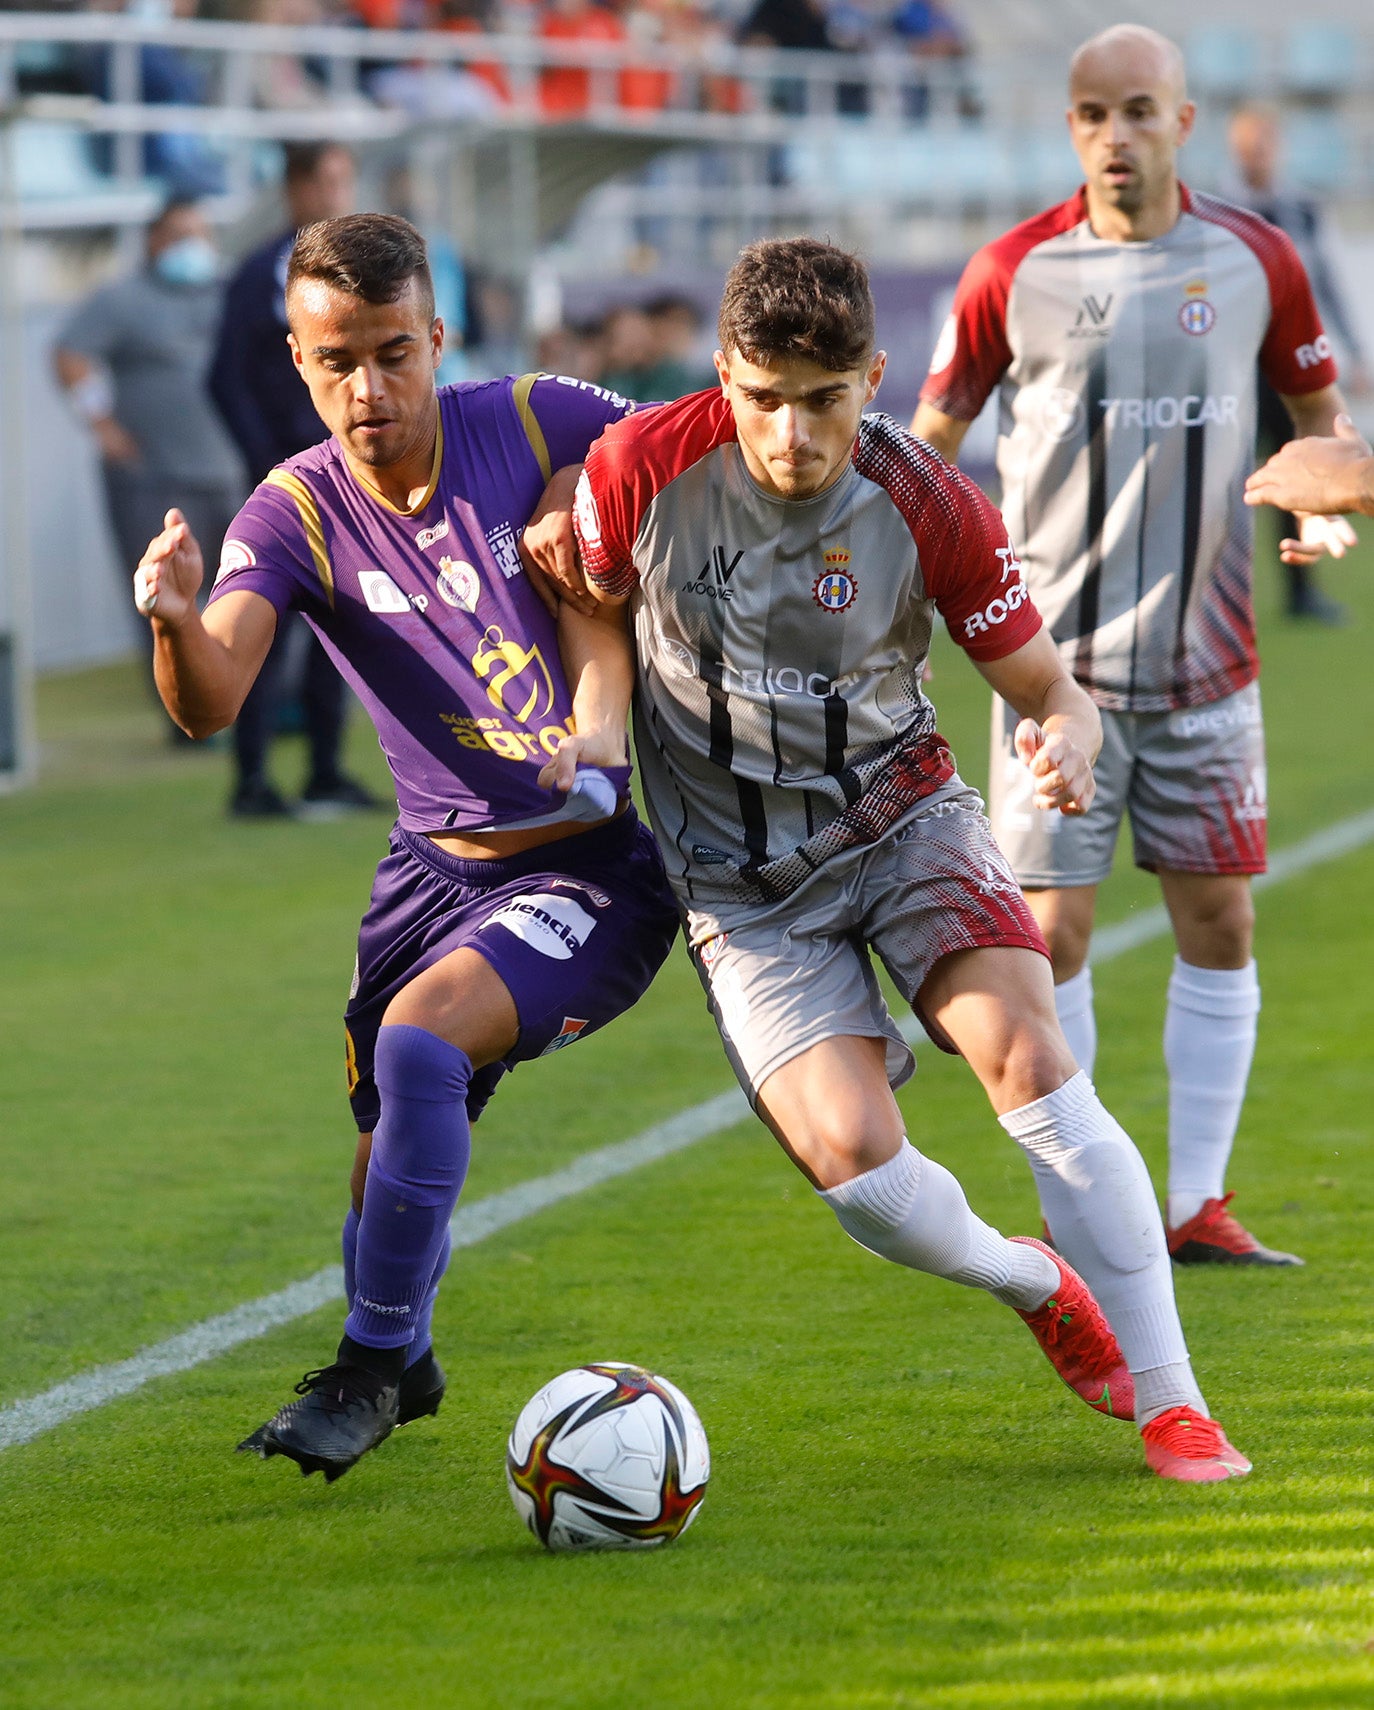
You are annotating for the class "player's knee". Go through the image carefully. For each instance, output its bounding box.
[795,1116,902,1190]
[1177,890,1255,965]
[989,1027,1081,1115]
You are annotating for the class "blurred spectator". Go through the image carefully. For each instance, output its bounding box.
[535,317,608,384]
[429,0,513,107]
[639,292,715,396]
[249,0,370,112]
[738,0,861,117]
[597,302,657,397]
[890,0,975,119]
[80,0,226,193]
[1227,104,1370,624]
[52,199,245,736]
[538,0,627,118]
[209,142,384,819]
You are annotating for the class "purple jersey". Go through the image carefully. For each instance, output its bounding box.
[206,374,638,833]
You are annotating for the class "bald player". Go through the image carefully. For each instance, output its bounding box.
[914,26,1354,1269]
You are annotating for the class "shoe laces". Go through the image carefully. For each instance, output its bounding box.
[1142,1405,1228,1456]
[293,1363,386,1419]
[1192,1192,1259,1245]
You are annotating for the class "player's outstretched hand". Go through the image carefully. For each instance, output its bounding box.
[133,508,204,628]
[1014,718,1095,816]
[1278,508,1360,568]
[1245,414,1373,520]
[521,464,596,616]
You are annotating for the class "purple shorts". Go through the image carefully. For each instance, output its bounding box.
[344,810,680,1132]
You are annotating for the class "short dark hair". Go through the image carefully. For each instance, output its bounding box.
[717,238,874,372]
[286,213,435,324]
[283,140,351,184]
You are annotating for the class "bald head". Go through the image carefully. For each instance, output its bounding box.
[1067,24,1194,241]
[1070,26,1187,104]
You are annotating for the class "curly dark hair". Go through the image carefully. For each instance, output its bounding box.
[286,213,435,324]
[717,237,874,372]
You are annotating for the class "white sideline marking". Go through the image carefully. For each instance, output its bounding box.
[4,808,1374,1453]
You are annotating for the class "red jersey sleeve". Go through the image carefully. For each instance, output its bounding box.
[918,242,1014,423]
[1188,191,1339,395]
[576,389,735,600]
[919,193,1087,422]
[855,416,1041,662]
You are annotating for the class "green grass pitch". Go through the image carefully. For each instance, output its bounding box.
[2,530,1372,1708]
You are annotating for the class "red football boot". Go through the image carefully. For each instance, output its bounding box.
[1167,1193,1303,1267]
[1009,1236,1135,1421]
[1141,1405,1252,1482]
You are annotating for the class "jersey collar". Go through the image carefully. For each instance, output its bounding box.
[347,401,444,517]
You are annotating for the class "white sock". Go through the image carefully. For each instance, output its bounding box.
[819,1140,1059,1312]
[1165,958,1260,1227]
[1054,965,1097,1079]
[999,1072,1204,1419]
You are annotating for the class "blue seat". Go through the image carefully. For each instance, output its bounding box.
[1186,27,1263,101]
[1284,109,1350,192]
[13,122,109,202]
[1283,25,1361,100]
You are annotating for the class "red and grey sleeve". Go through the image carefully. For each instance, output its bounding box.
[857,420,1042,661]
[574,435,643,601]
[1256,224,1340,395]
[918,241,1015,423]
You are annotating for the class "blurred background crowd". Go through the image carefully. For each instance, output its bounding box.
[1,0,1371,801]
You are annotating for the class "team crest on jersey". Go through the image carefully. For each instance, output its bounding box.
[1179,291,1216,336]
[813,553,856,612]
[436,556,480,612]
[540,1016,589,1054]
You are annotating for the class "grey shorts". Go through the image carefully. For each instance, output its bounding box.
[987,682,1268,889]
[685,786,1047,1107]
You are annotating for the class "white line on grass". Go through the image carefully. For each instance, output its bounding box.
[5,807,1374,1453]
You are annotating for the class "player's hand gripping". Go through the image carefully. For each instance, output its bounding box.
[521,464,595,616]
[536,728,626,822]
[133,508,204,628]
[1014,718,1095,816]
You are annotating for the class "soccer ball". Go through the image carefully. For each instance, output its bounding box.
[506,1362,710,1551]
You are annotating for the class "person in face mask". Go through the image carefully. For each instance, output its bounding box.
[54,199,246,729]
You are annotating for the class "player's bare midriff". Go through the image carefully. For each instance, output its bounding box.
[426,804,624,861]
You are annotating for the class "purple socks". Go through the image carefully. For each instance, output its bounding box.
[344,1024,473,1357]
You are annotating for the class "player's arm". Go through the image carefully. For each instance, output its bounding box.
[520,377,648,612]
[135,509,277,738]
[973,629,1100,816]
[538,599,634,794]
[1246,413,1374,519]
[910,403,972,464]
[520,464,590,616]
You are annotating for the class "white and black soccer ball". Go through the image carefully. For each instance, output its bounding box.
[506,1362,710,1551]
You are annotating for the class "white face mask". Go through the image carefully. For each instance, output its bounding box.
[154,237,219,288]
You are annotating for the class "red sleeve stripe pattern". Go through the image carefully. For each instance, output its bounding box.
[855,416,1042,661]
[1185,187,1339,396]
